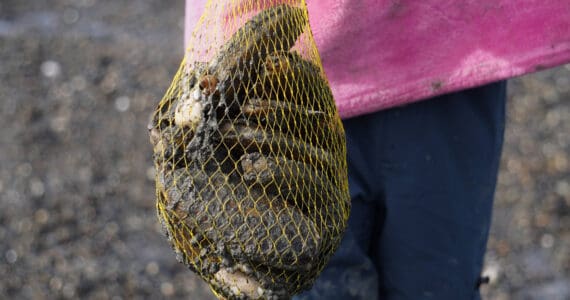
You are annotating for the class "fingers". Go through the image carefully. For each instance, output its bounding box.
[209,4,307,100]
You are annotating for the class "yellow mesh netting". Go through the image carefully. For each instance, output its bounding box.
[148,1,350,299]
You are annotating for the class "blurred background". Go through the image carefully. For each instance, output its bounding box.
[0,1,568,299]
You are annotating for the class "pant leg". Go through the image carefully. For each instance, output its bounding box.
[293,104,389,300]
[294,81,506,300]
[374,81,507,300]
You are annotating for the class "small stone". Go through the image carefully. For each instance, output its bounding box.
[5,249,17,264]
[146,166,156,181]
[540,234,554,248]
[62,284,76,298]
[49,277,63,291]
[34,209,50,224]
[51,115,69,132]
[555,181,570,198]
[545,110,561,128]
[547,153,568,174]
[30,178,45,197]
[101,71,119,93]
[481,262,501,285]
[145,262,159,276]
[115,96,130,112]
[16,163,33,177]
[160,282,175,296]
[41,60,61,78]
[496,240,511,257]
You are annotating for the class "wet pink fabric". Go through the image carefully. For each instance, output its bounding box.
[186,1,570,119]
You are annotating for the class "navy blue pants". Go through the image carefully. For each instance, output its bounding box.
[294,81,507,300]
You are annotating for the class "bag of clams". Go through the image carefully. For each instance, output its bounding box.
[148,1,350,299]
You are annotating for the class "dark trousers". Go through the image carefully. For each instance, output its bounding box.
[294,81,507,300]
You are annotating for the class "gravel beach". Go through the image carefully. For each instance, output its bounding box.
[0,1,568,299]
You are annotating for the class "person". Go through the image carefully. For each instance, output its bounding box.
[184,1,570,299]
[293,1,569,299]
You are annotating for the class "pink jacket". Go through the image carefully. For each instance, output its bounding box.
[186,1,570,119]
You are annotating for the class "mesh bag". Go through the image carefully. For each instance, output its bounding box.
[149,1,350,299]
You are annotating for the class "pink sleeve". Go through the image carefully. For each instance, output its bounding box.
[184,0,207,50]
[186,0,570,119]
